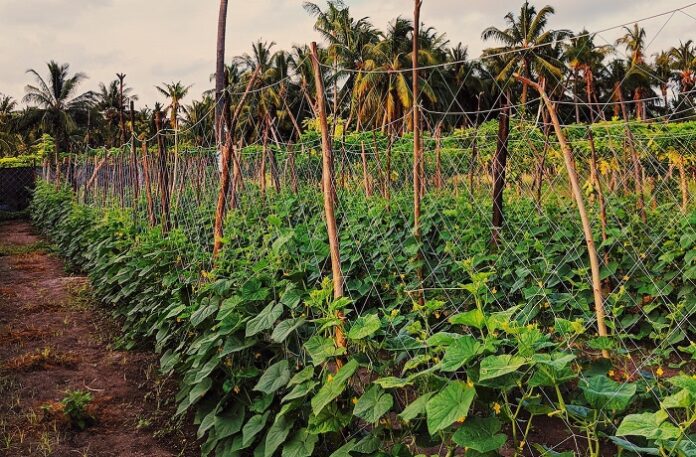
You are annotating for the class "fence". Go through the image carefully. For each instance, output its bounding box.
[0,166,36,212]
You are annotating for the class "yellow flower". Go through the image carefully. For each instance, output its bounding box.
[233,385,240,394]
[456,416,466,423]
[519,440,526,449]
[608,370,615,377]
[491,287,497,294]
[434,312,441,319]
[390,309,399,317]
[622,275,630,282]
[492,402,501,415]
[467,379,474,388]
[352,397,358,405]
[543,302,551,309]
[327,374,334,382]
[656,367,664,377]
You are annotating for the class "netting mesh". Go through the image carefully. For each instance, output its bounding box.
[33,5,696,456]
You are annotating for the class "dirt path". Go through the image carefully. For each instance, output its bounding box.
[0,220,196,457]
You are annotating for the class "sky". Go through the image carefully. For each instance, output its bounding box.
[0,0,694,107]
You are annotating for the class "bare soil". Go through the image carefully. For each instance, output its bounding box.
[0,219,198,457]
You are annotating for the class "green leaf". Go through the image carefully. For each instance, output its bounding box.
[282,381,318,403]
[347,314,381,340]
[449,309,485,329]
[282,429,318,457]
[304,335,345,366]
[580,376,636,412]
[452,416,506,453]
[353,385,393,423]
[189,377,213,406]
[616,410,681,440]
[271,318,306,343]
[373,376,412,389]
[246,302,283,337]
[399,392,433,422]
[426,381,476,435]
[661,389,693,409]
[242,412,270,448]
[254,360,291,394]
[288,367,314,386]
[439,335,482,372]
[311,359,359,415]
[478,355,527,381]
[215,403,245,440]
[264,415,294,457]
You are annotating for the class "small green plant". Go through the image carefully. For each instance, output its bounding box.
[60,390,94,430]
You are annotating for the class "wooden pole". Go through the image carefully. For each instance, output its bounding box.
[155,110,170,233]
[141,137,156,227]
[517,74,609,357]
[412,0,425,306]
[360,141,371,197]
[491,95,510,248]
[129,101,140,202]
[215,0,229,145]
[311,41,345,353]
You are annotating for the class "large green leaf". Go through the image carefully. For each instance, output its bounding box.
[264,415,294,457]
[254,360,291,394]
[304,335,346,366]
[246,302,283,337]
[215,403,245,440]
[449,309,485,329]
[353,385,393,423]
[615,410,681,440]
[347,314,381,340]
[282,428,318,457]
[399,392,433,422]
[426,381,476,435]
[271,318,306,343]
[478,355,527,381]
[439,335,482,372]
[242,411,270,448]
[452,416,506,453]
[580,375,636,412]
[311,359,359,415]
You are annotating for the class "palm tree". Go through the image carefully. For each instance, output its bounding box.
[481,1,570,105]
[564,30,612,121]
[22,60,93,152]
[653,50,672,110]
[96,79,137,146]
[155,81,192,132]
[616,24,652,119]
[669,40,695,94]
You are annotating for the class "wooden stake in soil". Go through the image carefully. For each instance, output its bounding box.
[129,101,140,202]
[517,74,610,357]
[311,41,346,353]
[141,136,156,227]
[412,0,425,306]
[491,95,510,248]
[155,110,171,233]
[360,141,372,197]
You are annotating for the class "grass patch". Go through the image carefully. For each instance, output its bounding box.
[0,241,50,257]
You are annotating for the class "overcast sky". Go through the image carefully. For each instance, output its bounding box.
[1,0,694,106]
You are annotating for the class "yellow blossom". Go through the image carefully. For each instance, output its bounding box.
[327,374,334,382]
[492,402,501,415]
[656,367,664,377]
[233,385,240,394]
[390,309,399,317]
[491,287,497,294]
[622,275,630,281]
[467,379,474,388]
[352,397,358,405]
[456,416,466,423]
[608,370,615,377]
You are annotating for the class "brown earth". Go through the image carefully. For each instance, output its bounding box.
[0,219,198,457]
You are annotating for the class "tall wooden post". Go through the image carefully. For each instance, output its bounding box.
[311,41,345,354]
[412,0,425,306]
[215,0,229,145]
[517,74,609,357]
[117,73,127,146]
[491,95,510,248]
[141,136,156,227]
[129,101,140,202]
[155,111,170,233]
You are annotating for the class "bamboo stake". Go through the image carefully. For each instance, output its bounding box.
[517,74,610,357]
[155,110,171,233]
[360,141,371,197]
[412,0,425,306]
[311,41,345,353]
[141,137,156,227]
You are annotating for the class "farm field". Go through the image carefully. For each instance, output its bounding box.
[1,1,696,456]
